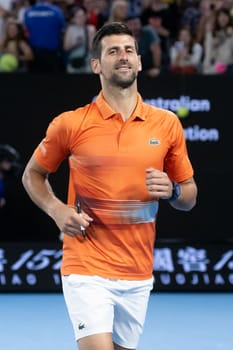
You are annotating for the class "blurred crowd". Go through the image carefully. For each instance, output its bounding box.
[0,0,233,76]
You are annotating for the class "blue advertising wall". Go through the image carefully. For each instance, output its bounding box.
[0,73,232,292]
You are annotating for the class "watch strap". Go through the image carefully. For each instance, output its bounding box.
[168,182,180,201]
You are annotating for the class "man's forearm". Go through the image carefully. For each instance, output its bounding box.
[22,166,64,219]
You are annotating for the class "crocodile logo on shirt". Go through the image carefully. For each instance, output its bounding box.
[78,322,85,330]
[149,138,160,145]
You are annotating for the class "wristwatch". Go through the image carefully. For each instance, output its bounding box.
[168,182,180,201]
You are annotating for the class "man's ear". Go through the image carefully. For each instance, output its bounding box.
[138,55,142,72]
[91,58,101,74]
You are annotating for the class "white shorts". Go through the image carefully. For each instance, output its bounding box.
[62,274,154,349]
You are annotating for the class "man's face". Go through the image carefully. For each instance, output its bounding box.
[92,34,142,89]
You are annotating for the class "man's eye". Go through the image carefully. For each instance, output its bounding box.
[109,49,117,54]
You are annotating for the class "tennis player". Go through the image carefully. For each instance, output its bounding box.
[22,22,197,350]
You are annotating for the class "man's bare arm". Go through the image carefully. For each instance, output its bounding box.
[22,156,93,236]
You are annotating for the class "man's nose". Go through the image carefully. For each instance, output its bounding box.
[118,50,128,60]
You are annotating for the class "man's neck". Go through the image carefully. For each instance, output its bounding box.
[102,84,138,121]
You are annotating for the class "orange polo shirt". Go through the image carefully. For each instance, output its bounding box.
[34,92,194,280]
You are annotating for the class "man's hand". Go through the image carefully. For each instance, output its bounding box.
[145,168,173,199]
[52,203,93,237]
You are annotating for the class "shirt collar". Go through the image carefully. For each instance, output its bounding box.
[95,91,146,121]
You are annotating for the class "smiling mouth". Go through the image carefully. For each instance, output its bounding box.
[116,65,131,70]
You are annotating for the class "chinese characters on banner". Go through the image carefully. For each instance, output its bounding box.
[0,243,232,292]
[153,245,233,291]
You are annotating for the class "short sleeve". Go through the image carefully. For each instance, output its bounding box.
[34,112,72,172]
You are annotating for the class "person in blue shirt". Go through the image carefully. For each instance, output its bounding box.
[23,0,66,72]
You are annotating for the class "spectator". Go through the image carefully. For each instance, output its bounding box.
[0,19,33,71]
[63,5,95,73]
[107,0,129,24]
[94,0,109,29]
[0,144,22,208]
[170,25,203,74]
[63,0,83,21]
[128,0,142,16]
[223,0,233,15]
[127,15,161,76]
[15,0,31,23]
[82,0,99,28]
[23,0,66,73]
[140,0,180,71]
[195,0,217,45]
[0,0,13,44]
[179,0,200,36]
[0,0,14,12]
[213,0,226,11]
[202,8,233,74]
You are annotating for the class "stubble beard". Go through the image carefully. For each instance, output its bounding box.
[109,70,138,89]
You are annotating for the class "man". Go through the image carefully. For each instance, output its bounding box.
[23,0,66,73]
[0,144,21,208]
[22,22,197,350]
[127,15,161,77]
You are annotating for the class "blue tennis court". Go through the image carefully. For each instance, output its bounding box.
[0,292,232,350]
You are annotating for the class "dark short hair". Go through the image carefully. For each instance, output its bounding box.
[91,22,138,58]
